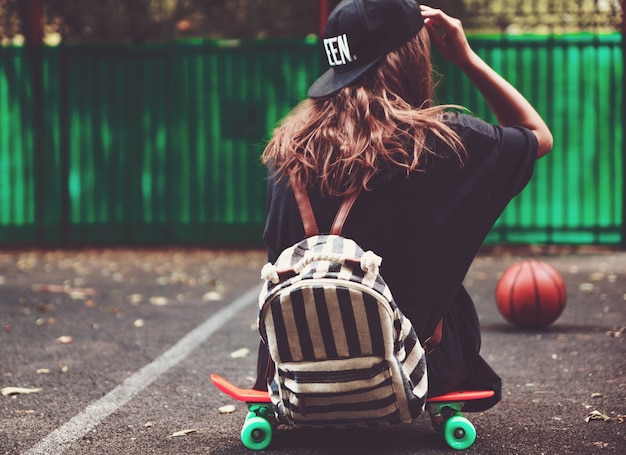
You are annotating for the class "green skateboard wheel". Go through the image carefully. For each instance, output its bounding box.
[443,415,477,450]
[241,415,272,451]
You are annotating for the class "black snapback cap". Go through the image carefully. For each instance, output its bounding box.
[308,0,424,98]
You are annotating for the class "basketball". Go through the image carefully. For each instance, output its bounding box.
[495,260,567,329]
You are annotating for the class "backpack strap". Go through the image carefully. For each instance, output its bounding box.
[330,190,360,235]
[291,179,320,237]
[290,176,361,236]
[422,317,443,355]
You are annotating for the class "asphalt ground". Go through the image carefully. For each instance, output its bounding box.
[1,245,624,454]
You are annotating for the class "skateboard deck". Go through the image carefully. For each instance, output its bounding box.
[211,373,494,451]
[426,389,495,403]
[211,374,271,403]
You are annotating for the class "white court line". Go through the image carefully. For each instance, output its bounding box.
[23,285,261,455]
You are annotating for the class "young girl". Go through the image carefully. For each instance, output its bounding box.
[254,0,552,411]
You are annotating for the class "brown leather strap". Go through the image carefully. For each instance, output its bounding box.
[291,177,320,237]
[290,176,360,237]
[330,188,361,235]
[423,318,443,355]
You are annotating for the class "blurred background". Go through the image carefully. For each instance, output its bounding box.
[1,0,622,42]
[0,0,623,247]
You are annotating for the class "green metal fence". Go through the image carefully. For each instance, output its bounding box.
[436,34,623,245]
[0,34,622,246]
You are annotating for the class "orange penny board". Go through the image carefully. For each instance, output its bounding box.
[211,373,493,404]
[211,374,271,403]
[426,390,495,403]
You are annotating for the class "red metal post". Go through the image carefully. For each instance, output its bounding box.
[21,0,44,45]
[319,0,329,36]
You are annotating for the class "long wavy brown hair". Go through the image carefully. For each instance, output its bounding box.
[261,28,466,197]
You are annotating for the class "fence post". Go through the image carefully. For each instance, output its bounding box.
[59,44,71,244]
[18,0,46,243]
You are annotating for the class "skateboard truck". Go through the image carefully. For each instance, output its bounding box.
[425,390,494,450]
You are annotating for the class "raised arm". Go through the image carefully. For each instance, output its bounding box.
[421,5,553,158]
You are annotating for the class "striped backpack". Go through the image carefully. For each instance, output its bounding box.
[257,183,428,427]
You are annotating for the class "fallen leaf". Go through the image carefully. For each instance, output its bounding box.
[202,291,223,302]
[31,284,65,293]
[579,283,595,293]
[149,297,169,306]
[126,294,144,305]
[35,304,56,313]
[31,284,97,298]
[218,405,236,414]
[230,348,250,359]
[592,442,609,449]
[591,392,604,398]
[105,306,122,315]
[585,410,624,423]
[585,411,608,422]
[606,327,625,339]
[66,290,91,300]
[56,336,73,344]
[170,429,199,437]
[169,272,189,284]
[1,387,42,396]
[112,272,125,282]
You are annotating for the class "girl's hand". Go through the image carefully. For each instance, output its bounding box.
[420,5,474,68]
[420,5,553,157]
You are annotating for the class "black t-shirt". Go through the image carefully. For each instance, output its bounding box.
[261,113,538,408]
